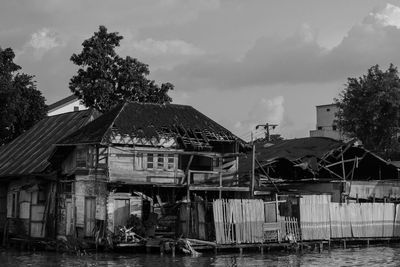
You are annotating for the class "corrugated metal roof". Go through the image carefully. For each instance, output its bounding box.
[0,109,98,178]
[239,137,343,173]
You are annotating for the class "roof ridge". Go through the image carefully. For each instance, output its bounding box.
[100,103,126,144]
[126,100,192,108]
[48,95,78,110]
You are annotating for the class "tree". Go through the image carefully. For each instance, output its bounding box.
[69,25,173,112]
[0,47,47,145]
[335,64,400,157]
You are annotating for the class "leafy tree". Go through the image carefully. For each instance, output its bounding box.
[70,25,173,112]
[0,47,47,145]
[335,64,400,157]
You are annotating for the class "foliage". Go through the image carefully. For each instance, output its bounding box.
[335,64,400,157]
[70,26,173,112]
[0,47,47,145]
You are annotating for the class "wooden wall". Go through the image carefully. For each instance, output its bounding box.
[0,184,6,231]
[108,146,184,184]
[349,180,400,199]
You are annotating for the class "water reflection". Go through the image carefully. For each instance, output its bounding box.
[1,246,400,267]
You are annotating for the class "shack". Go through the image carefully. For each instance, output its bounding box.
[50,102,245,242]
[0,110,98,242]
[239,137,400,202]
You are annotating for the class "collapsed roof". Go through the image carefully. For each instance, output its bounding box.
[239,137,399,182]
[0,109,98,179]
[58,102,243,151]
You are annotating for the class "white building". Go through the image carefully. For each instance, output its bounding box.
[309,103,344,140]
[47,95,87,116]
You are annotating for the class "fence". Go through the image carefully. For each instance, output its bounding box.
[299,195,400,240]
[299,195,331,240]
[213,196,400,244]
[213,199,301,244]
[329,202,398,239]
[213,199,265,244]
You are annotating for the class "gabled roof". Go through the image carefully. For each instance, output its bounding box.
[48,95,78,112]
[59,102,241,150]
[0,109,98,178]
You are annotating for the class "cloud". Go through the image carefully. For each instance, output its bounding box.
[155,3,400,90]
[372,3,400,28]
[29,28,62,50]
[23,28,64,60]
[234,96,285,140]
[130,38,204,56]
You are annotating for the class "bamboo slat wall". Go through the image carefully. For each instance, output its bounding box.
[213,199,265,244]
[213,196,400,244]
[329,202,397,239]
[299,195,331,240]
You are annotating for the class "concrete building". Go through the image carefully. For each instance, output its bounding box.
[47,95,87,116]
[309,103,344,140]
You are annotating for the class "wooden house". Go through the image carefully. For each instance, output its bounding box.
[0,110,98,240]
[50,102,244,238]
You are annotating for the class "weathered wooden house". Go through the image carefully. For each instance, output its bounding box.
[50,102,244,238]
[0,110,98,240]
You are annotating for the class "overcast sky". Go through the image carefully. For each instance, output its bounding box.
[2,0,400,140]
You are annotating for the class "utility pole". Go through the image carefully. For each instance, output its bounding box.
[256,123,278,142]
[250,123,278,197]
[251,132,255,198]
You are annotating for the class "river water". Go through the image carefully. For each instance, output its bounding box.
[1,246,400,267]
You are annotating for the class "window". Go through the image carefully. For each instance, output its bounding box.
[167,155,175,170]
[157,154,164,169]
[76,147,87,167]
[11,192,19,218]
[332,125,337,131]
[135,153,143,170]
[326,108,330,112]
[97,147,108,167]
[74,106,79,111]
[147,154,154,169]
[317,126,322,130]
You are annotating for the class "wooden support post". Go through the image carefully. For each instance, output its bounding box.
[319,242,323,253]
[260,246,264,254]
[214,246,218,254]
[367,239,370,247]
[275,194,279,227]
[251,134,255,198]
[172,245,176,257]
[343,240,346,249]
[341,152,346,180]
[239,247,243,254]
[219,172,222,199]
[146,246,151,253]
[160,243,164,255]
[328,240,331,251]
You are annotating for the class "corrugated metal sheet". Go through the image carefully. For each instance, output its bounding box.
[0,109,97,178]
[239,137,343,173]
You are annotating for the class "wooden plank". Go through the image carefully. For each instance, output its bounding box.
[189,186,250,192]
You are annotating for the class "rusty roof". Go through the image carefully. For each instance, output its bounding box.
[0,109,98,178]
[59,102,242,149]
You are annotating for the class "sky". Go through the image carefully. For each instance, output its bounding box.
[2,0,400,141]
